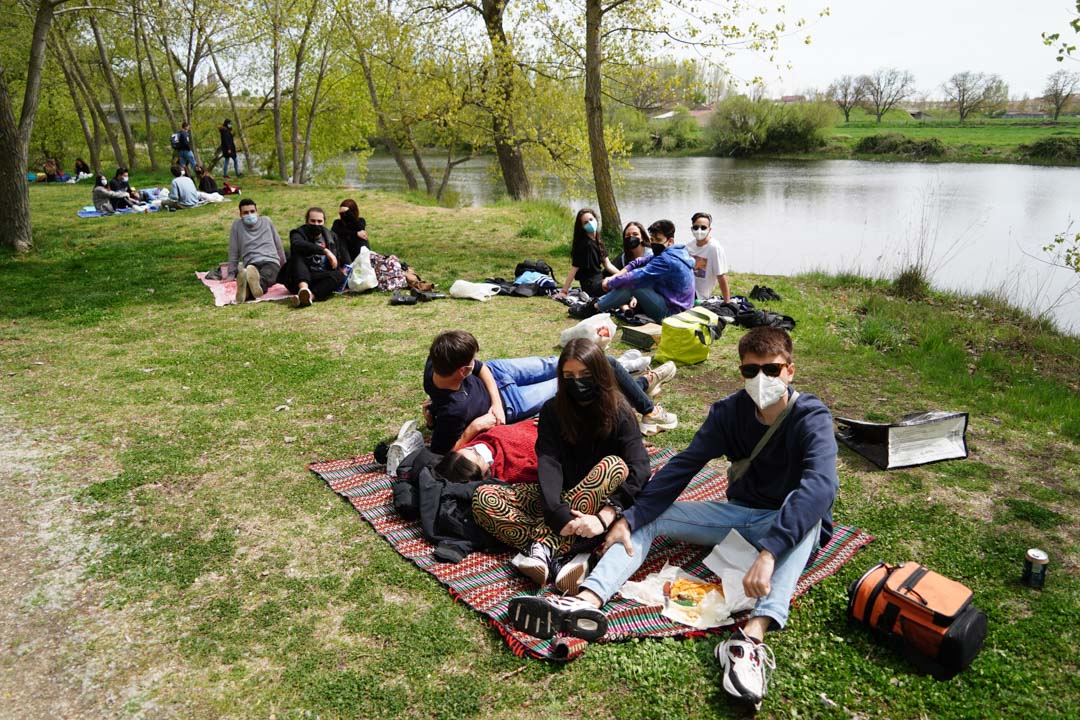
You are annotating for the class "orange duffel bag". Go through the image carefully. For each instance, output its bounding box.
[848,562,987,680]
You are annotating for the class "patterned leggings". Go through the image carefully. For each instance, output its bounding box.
[472,455,628,555]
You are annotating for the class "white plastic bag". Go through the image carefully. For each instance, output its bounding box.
[559,313,616,349]
[449,280,502,302]
[386,420,424,476]
[348,246,378,292]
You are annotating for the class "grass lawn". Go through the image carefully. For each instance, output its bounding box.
[2,175,1078,719]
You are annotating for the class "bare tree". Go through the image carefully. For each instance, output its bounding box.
[863,67,916,123]
[826,74,867,123]
[943,71,1008,122]
[88,16,137,167]
[1043,69,1080,121]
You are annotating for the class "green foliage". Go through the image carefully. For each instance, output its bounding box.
[1044,228,1080,273]
[893,265,931,299]
[1022,136,1080,161]
[707,97,835,155]
[854,133,947,158]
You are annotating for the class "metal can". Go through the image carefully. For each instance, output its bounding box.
[1021,548,1049,588]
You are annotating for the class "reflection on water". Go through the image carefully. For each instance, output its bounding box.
[349,155,1080,332]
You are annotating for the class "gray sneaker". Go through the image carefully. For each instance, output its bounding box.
[246,264,264,298]
[644,361,677,397]
[235,262,249,304]
[511,542,552,586]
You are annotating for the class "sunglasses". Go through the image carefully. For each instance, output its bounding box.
[739,362,789,379]
[692,225,710,231]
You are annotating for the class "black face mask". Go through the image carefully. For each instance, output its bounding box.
[651,242,667,255]
[565,377,598,404]
[306,224,324,239]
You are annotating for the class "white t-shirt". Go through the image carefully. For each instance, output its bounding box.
[683,238,729,300]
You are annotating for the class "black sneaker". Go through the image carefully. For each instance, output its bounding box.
[568,301,599,320]
[507,595,608,641]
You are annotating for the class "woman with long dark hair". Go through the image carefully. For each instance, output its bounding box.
[471,338,650,593]
[556,208,619,299]
[331,198,369,260]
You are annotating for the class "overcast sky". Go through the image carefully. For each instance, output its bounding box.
[715,0,1076,99]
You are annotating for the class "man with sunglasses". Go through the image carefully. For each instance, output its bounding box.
[507,327,838,712]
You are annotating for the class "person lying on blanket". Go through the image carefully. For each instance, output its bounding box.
[435,419,540,485]
[467,338,650,592]
[229,198,286,304]
[422,331,679,457]
[508,326,839,713]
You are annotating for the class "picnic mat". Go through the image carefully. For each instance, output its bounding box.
[78,205,161,218]
[195,271,294,307]
[309,446,875,661]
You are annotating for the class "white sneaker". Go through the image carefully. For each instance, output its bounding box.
[644,361,677,397]
[386,420,423,476]
[554,552,591,594]
[715,630,776,710]
[507,594,608,641]
[511,542,552,586]
[640,405,678,436]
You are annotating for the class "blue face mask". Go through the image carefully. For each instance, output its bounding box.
[242,213,258,226]
[583,220,598,235]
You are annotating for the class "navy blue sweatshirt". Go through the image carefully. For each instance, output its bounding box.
[623,387,838,559]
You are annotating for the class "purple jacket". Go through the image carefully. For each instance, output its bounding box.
[606,244,695,314]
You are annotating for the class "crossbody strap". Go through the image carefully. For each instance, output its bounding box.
[748,390,800,464]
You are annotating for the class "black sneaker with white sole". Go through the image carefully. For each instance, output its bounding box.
[507,595,608,642]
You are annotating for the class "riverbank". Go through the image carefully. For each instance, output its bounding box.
[2,179,1077,718]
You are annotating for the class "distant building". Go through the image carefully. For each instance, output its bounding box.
[780,95,807,104]
[1001,112,1049,119]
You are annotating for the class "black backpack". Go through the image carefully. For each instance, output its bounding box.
[169,132,182,150]
[514,259,557,283]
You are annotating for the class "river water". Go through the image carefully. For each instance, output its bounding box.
[349,155,1080,333]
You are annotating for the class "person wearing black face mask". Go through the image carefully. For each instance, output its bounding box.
[331,198,369,259]
[280,206,352,307]
[569,218,695,322]
[611,221,654,270]
[470,338,651,593]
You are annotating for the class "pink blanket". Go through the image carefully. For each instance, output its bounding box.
[196,271,294,307]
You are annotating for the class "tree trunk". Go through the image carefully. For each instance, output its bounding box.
[290,1,318,183]
[50,31,99,171]
[271,7,287,180]
[89,16,137,168]
[405,123,435,195]
[357,50,417,191]
[299,30,333,185]
[585,0,620,246]
[481,0,531,200]
[132,10,157,169]
[60,33,124,167]
[1,66,34,252]
[137,13,180,133]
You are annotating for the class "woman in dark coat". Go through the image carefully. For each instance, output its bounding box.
[331,198,368,260]
[219,119,239,177]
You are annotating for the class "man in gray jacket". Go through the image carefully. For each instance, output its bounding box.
[229,198,286,303]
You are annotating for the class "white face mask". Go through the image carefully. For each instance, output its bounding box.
[691,228,709,242]
[745,372,787,410]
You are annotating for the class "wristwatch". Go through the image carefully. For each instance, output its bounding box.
[603,499,625,524]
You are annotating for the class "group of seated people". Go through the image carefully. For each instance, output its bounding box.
[559,208,731,321]
[227,198,369,307]
[90,164,242,214]
[414,319,838,711]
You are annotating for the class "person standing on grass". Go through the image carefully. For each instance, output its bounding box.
[684,211,730,302]
[175,121,195,170]
[279,207,350,308]
[508,326,838,713]
[219,119,239,178]
[229,198,286,304]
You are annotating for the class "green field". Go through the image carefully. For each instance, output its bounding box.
[824,109,1080,162]
[1,176,1078,718]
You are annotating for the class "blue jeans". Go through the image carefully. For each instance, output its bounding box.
[597,286,672,320]
[178,150,196,169]
[608,357,653,415]
[222,155,239,176]
[487,357,559,422]
[581,502,820,629]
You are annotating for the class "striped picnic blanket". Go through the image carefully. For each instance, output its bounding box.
[309,446,874,661]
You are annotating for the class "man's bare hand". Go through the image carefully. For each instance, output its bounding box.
[563,509,605,538]
[325,249,338,269]
[743,550,775,598]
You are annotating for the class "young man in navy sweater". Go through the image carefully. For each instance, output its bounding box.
[508,326,839,711]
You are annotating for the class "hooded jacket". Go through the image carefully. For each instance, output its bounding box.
[606,243,695,314]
